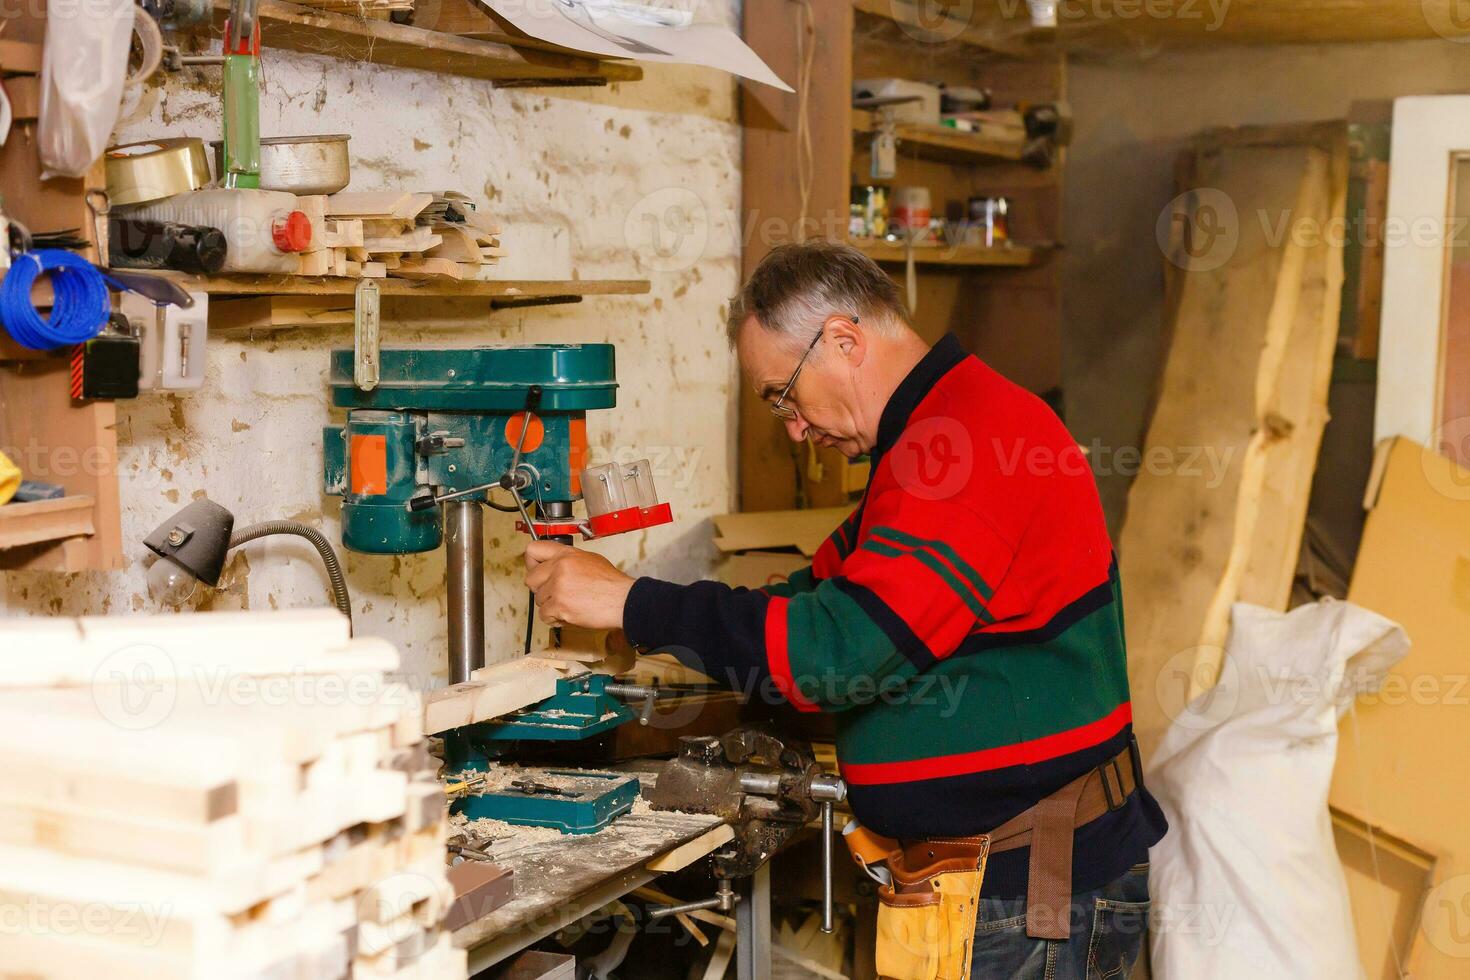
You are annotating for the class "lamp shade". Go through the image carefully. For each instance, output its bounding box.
[142,498,236,587]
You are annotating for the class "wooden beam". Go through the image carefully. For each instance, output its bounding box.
[200,0,642,86]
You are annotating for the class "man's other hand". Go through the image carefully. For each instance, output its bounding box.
[523,540,635,631]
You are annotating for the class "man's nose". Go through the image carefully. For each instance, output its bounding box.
[783,414,809,442]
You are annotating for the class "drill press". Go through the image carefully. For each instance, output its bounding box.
[323,343,673,832]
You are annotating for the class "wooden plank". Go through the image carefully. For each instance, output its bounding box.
[2,74,39,121]
[644,824,735,873]
[0,39,43,74]
[0,360,122,573]
[0,495,95,550]
[199,0,641,86]
[1351,157,1388,361]
[209,295,356,334]
[170,273,650,300]
[422,657,583,736]
[1119,125,1347,759]
[850,239,1040,268]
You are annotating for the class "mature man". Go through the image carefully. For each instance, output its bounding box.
[524,241,1167,977]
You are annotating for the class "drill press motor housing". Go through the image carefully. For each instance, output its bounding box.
[323,344,670,555]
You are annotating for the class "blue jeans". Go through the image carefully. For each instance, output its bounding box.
[970,864,1151,979]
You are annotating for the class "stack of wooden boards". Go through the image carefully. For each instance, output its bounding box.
[0,609,467,980]
[1120,122,1350,760]
[295,191,504,282]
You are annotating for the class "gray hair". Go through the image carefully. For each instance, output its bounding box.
[726,241,909,351]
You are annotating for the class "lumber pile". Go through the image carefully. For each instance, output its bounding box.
[1121,122,1349,761]
[296,190,504,282]
[0,609,467,980]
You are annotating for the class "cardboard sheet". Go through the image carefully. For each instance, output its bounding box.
[1332,437,1470,978]
[711,506,850,557]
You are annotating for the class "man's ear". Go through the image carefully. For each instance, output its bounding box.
[826,314,868,370]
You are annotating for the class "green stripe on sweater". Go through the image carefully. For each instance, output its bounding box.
[783,582,918,711]
[869,525,994,600]
[861,539,995,624]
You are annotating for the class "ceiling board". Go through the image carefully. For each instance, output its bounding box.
[860,0,1469,54]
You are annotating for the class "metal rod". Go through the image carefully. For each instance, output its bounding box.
[821,802,835,934]
[445,500,485,684]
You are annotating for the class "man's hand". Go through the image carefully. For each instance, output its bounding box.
[523,540,635,632]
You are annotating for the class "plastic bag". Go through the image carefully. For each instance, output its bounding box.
[38,0,135,180]
[1148,599,1409,979]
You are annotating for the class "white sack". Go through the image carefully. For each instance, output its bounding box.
[38,0,134,179]
[1148,599,1409,979]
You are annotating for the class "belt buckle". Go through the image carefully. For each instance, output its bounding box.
[1101,757,1126,811]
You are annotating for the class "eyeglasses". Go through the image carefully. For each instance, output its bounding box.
[769,316,857,421]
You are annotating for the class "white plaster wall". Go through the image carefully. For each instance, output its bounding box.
[0,5,746,691]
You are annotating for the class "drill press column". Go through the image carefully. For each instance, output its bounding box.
[444,500,484,684]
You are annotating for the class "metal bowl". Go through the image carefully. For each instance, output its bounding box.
[210,134,351,195]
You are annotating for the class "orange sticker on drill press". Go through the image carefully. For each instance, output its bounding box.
[504,413,544,453]
[569,417,588,495]
[350,434,388,495]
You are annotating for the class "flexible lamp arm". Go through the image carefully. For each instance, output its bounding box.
[229,521,353,633]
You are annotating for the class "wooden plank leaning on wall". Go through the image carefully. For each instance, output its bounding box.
[1120,122,1349,761]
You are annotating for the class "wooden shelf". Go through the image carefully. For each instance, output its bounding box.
[197,0,643,88]
[181,275,650,332]
[181,273,649,300]
[0,496,96,552]
[852,110,1028,164]
[851,239,1040,268]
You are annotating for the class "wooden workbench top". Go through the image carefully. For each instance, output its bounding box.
[453,803,727,972]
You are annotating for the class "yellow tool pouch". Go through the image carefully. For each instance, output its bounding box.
[872,836,990,980]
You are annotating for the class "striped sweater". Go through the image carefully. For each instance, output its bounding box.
[623,334,1167,897]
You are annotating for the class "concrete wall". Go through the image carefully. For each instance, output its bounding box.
[0,8,745,690]
[1063,38,1470,533]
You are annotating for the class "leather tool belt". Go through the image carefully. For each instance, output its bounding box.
[847,737,1143,978]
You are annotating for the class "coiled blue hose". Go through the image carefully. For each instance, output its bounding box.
[0,250,112,351]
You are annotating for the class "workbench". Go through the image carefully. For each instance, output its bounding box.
[453,806,733,974]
